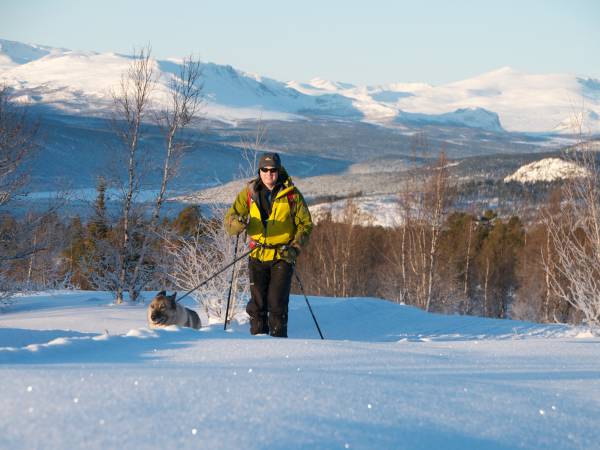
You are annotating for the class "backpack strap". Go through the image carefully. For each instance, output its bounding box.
[247,189,252,211]
[287,190,296,225]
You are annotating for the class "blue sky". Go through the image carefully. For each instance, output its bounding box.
[1,0,598,85]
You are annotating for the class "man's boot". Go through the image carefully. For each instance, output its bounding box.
[249,312,269,335]
[269,313,288,338]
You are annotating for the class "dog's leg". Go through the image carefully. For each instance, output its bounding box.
[189,310,201,329]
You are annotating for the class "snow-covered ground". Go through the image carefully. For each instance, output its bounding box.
[1,291,599,449]
[309,194,403,228]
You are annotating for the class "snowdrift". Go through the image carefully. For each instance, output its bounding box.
[1,292,599,450]
[0,291,591,367]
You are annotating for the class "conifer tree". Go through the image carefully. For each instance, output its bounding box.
[88,177,109,242]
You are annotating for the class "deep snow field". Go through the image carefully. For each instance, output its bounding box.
[1,291,599,450]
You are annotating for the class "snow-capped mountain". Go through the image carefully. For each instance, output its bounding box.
[1,38,600,134]
[0,39,65,70]
[289,66,600,134]
[0,39,361,123]
[504,157,589,183]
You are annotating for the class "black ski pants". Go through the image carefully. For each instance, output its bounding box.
[246,258,294,338]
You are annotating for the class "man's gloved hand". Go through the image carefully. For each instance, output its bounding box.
[226,214,246,236]
[281,244,301,263]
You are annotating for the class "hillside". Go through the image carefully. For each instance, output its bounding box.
[504,157,589,183]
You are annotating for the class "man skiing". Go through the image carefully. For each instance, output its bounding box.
[225,152,312,337]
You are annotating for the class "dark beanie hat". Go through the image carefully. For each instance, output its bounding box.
[258,152,281,169]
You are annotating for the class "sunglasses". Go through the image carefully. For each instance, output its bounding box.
[260,167,278,173]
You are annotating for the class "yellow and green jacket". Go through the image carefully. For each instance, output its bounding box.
[224,168,313,262]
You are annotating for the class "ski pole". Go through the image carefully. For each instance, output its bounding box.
[223,234,240,331]
[177,245,253,303]
[294,270,324,340]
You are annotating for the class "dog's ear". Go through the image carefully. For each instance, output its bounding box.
[158,290,166,297]
[169,293,177,305]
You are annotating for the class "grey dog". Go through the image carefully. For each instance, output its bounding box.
[147,291,201,330]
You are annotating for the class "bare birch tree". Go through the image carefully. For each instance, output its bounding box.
[127,55,204,301]
[109,45,156,303]
[396,150,452,311]
[423,151,451,311]
[406,136,453,311]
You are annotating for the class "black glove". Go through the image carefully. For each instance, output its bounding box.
[281,244,300,263]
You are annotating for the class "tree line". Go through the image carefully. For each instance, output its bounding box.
[0,177,592,327]
[295,205,578,324]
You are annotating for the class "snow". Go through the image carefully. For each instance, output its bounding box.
[310,194,403,228]
[1,290,599,449]
[2,39,600,133]
[288,77,357,94]
[0,39,62,70]
[504,157,589,183]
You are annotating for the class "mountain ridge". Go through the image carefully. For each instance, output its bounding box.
[1,38,599,134]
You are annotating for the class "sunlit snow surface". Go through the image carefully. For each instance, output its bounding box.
[0,291,599,449]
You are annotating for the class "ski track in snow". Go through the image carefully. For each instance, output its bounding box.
[0,291,599,450]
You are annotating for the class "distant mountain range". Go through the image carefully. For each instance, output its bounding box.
[2,38,599,134]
